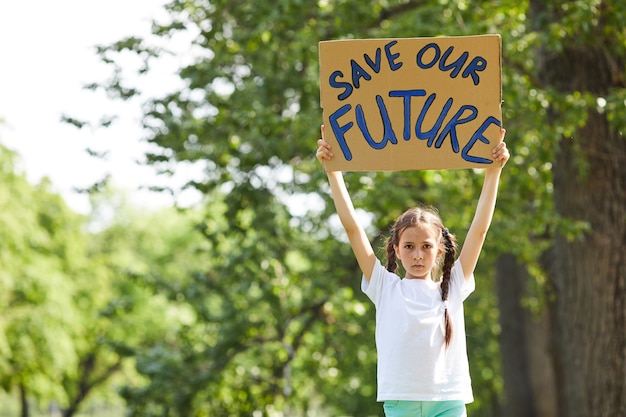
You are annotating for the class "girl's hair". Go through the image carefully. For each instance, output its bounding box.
[385,206,458,347]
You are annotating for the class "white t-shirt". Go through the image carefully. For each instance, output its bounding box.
[361,258,475,403]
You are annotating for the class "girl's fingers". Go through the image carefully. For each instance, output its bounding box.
[495,151,509,162]
[491,141,509,166]
[317,125,334,162]
[317,147,333,159]
[317,138,330,148]
[316,141,333,161]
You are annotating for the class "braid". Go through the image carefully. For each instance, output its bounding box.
[441,227,457,348]
[385,234,398,273]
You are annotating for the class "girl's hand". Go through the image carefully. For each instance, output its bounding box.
[488,128,510,170]
[316,125,334,164]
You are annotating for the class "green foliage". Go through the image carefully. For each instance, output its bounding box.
[71,0,626,416]
[0,144,86,403]
[0,145,214,415]
[117,186,380,416]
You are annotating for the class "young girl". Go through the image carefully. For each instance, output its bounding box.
[315,126,509,417]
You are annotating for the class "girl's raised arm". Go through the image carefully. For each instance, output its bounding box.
[458,128,510,282]
[317,126,377,282]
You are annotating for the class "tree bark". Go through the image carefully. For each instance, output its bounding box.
[527,2,626,416]
[525,306,558,417]
[496,253,558,417]
[496,253,535,417]
[548,111,626,417]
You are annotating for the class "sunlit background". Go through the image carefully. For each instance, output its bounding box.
[0,0,199,213]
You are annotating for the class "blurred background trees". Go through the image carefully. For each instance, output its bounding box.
[0,0,624,416]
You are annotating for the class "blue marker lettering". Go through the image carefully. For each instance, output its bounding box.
[329,70,353,101]
[462,116,500,163]
[439,46,469,78]
[355,95,398,149]
[350,60,372,89]
[389,89,427,140]
[462,56,487,86]
[416,94,453,147]
[436,105,478,152]
[384,40,403,71]
[416,43,440,69]
[328,104,354,160]
[363,48,382,73]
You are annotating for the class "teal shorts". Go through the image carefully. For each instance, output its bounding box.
[383,400,466,417]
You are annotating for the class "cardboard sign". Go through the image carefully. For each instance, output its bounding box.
[319,35,502,171]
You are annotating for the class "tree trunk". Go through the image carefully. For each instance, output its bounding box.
[549,111,626,417]
[528,2,626,416]
[19,384,29,417]
[496,253,558,417]
[496,253,535,417]
[525,306,558,417]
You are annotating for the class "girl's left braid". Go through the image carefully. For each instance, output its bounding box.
[441,227,457,347]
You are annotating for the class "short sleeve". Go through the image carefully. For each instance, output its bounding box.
[361,259,382,304]
[361,258,392,307]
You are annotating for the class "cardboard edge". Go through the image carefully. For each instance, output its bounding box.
[319,34,504,172]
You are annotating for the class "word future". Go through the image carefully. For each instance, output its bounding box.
[326,40,500,164]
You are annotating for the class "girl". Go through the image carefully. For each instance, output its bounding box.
[315,126,509,417]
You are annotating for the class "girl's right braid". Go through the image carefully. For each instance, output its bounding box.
[441,228,456,288]
[385,232,398,273]
[441,227,457,348]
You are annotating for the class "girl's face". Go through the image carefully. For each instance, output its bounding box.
[394,224,443,280]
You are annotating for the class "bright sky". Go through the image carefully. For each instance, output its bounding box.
[0,0,201,214]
